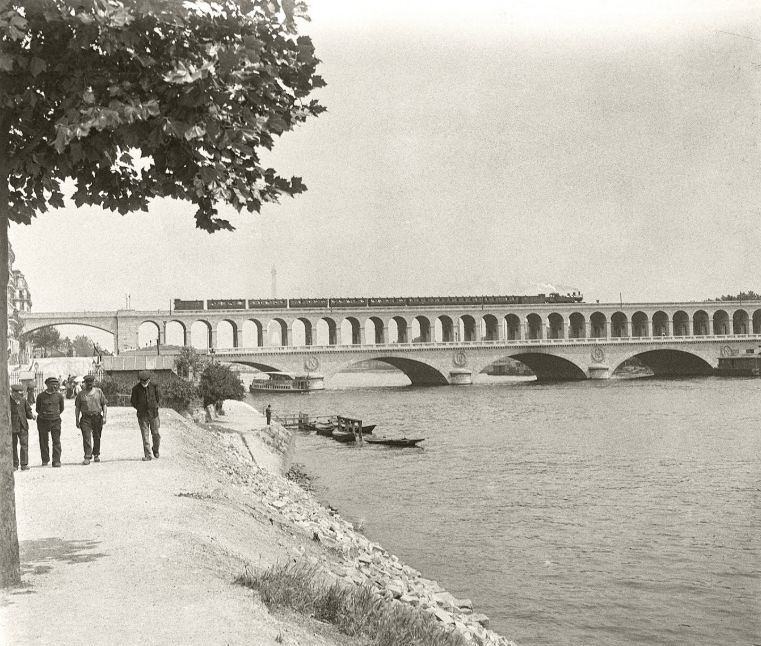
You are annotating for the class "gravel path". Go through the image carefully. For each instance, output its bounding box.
[0,405,348,646]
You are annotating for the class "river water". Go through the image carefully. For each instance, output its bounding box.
[246,373,760,646]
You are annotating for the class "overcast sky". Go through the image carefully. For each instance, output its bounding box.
[11,0,761,316]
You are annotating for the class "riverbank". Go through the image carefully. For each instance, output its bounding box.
[0,402,516,646]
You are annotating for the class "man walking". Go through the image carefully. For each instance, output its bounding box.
[36,376,64,467]
[11,383,34,471]
[265,403,272,425]
[74,374,107,465]
[130,370,161,461]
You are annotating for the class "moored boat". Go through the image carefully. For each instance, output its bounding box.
[249,372,324,393]
[364,437,425,448]
[331,429,359,443]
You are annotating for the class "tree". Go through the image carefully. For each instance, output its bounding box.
[717,290,761,301]
[0,0,324,586]
[71,334,95,357]
[198,361,245,406]
[174,345,206,380]
[23,326,60,355]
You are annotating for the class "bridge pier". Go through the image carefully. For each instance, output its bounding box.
[587,364,610,379]
[449,369,472,385]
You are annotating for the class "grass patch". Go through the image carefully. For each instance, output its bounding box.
[236,561,468,646]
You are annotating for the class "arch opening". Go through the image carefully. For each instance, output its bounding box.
[507,352,586,381]
[617,349,714,377]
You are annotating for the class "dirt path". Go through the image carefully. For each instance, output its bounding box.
[0,406,348,646]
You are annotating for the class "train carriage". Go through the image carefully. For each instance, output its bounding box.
[329,297,368,308]
[207,298,246,310]
[248,298,288,310]
[289,298,330,309]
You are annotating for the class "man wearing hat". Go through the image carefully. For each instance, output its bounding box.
[36,377,65,467]
[10,383,35,471]
[130,370,161,461]
[74,375,108,465]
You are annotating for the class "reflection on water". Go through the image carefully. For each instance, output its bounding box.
[246,373,761,646]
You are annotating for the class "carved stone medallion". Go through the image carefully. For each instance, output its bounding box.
[453,351,468,367]
[304,356,320,371]
[590,346,605,363]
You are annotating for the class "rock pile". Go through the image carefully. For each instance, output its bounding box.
[200,420,517,646]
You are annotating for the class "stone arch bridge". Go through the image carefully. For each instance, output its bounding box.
[20,300,761,384]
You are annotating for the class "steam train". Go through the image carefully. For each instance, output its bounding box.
[173,292,583,312]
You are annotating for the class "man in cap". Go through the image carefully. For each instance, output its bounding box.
[74,374,108,465]
[36,376,65,467]
[10,383,35,471]
[130,370,161,461]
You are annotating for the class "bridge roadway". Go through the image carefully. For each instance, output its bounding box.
[20,299,761,384]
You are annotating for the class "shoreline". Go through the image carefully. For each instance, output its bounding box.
[214,399,516,646]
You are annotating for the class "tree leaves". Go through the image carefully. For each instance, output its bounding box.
[1,0,326,232]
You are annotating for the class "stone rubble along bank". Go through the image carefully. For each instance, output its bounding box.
[207,403,517,646]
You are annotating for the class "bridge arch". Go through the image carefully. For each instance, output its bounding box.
[316,317,339,345]
[610,312,628,337]
[341,317,362,345]
[652,311,669,336]
[505,314,521,340]
[292,317,314,346]
[568,312,585,338]
[242,319,264,347]
[631,311,649,337]
[526,313,543,340]
[590,312,607,338]
[713,309,729,335]
[190,320,213,349]
[138,321,161,347]
[390,316,408,343]
[360,356,448,386]
[459,315,477,342]
[482,314,500,341]
[413,315,432,343]
[732,309,749,335]
[693,310,709,336]
[268,318,289,346]
[165,320,187,346]
[613,348,713,377]
[436,315,455,342]
[547,313,563,339]
[366,316,385,344]
[22,320,115,338]
[503,352,586,381]
[672,311,689,337]
[216,319,238,348]
[753,309,761,334]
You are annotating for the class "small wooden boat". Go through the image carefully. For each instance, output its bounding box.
[364,437,425,448]
[331,429,359,443]
[317,423,375,436]
[315,423,336,436]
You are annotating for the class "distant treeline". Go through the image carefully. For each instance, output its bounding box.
[715,291,761,301]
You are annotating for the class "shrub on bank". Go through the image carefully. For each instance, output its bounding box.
[162,378,201,413]
[236,561,467,646]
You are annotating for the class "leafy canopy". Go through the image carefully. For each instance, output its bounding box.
[0,0,326,231]
[198,360,244,404]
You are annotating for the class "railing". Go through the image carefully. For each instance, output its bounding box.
[203,333,761,355]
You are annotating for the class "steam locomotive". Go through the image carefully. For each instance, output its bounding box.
[173,292,583,312]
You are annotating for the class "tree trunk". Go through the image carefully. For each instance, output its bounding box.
[0,128,21,586]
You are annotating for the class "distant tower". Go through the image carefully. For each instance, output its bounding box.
[271,265,277,298]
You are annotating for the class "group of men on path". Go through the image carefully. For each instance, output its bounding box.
[10,370,162,469]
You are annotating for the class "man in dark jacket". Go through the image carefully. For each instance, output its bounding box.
[36,376,64,467]
[130,370,161,461]
[11,383,35,471]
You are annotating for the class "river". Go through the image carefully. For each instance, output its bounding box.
[246,373,760,646]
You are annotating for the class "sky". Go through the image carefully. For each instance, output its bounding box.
[10,0,761,320]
